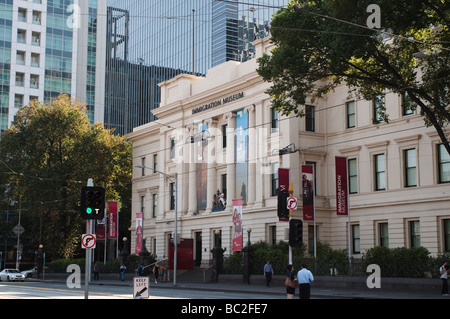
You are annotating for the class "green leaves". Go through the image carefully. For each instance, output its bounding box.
[257,0,450,153]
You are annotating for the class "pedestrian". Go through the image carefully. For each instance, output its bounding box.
[160,264,166,282]
[297,263,314,299]
[120,264,126,281]
[263,261,274,287]
[440,261,449,296]
[93,263,99,281]
[137,264,144,276]
[153,262,160,283]
[285,265,297,299]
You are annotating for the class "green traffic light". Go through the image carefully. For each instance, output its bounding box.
[86,207,93,214]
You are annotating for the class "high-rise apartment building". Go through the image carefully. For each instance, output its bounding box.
[104,0,289,135]
[0,0,106,135]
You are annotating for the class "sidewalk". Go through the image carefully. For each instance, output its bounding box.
[37,273,448,299]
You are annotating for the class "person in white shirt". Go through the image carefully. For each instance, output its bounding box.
[440,262,448,296]
[297,263,314,299]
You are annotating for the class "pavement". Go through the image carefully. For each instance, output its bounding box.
[34,273,449,299]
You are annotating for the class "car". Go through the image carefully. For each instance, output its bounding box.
[0,269,26,282]
[21,267,38,278]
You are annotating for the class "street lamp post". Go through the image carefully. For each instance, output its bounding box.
[135,165,178,286]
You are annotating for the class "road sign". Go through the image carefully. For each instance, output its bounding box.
[12,224,25,236]
[81,234,96,249]
[133,276,150,299]
[287,197,298,210]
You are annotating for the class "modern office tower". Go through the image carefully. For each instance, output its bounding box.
[104,0,288,135]
[0,0,107,135]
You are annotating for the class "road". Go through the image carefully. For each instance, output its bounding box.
[0,281,284,299]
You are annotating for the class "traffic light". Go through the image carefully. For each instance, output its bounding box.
[277,190,290,219]
[80,186,105,220]
[289,219,303,248]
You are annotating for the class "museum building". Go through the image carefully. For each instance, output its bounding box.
[128,37,450,268]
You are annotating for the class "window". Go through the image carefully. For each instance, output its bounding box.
[271,108,278,133]
[306,161,317,195]
[16,51,25,65]
[140,195,145,217]
[352,224,360,254]
[305,105,315,132]
[379,223,389,248]
[346,101,356,128]
[438,144,450,183]
[170,137,175,159]
[32,11,41,25]
[153,154,157,171]
[269,225,276,245]
[169,182,175,210]
[15,72,24,86]
[31,32,40,46]
[404,149,417,187]
[271,162,279,196]
[402,92,415,116]
[141,158,145,176]
[374,154,386,191]
[221,174,227,199]
[17,29,26,44]
[13,94,22,107]
[152,194,157,218]
[31,53,40,67]
[348,158,358,194]
[409,220,421,248]
[30,74,39,89]
[222,124,227,148]
[18,8,27,22]
[373,95,384,123]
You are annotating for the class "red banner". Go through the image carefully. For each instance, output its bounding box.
[301,165,315,221]
[232,199,243,251]
[108,201,118,239]
[278,168,290,222]
[335,156,349,216]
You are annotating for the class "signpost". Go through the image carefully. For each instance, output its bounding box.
[81,234,96,249]
[133,276,150,299]
[287,197,297,210]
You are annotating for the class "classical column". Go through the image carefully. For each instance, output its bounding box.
[224,112,235,210]
[205,118,218,213]
[187,124,197,215]
[245,105,255,207]
[253,102,264,208]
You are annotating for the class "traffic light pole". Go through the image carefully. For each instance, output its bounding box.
[85,178,93,299]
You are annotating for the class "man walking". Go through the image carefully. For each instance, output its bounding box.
[297,263,314,299]
[264,261,274,287]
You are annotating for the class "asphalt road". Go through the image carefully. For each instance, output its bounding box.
[0,281,285,299]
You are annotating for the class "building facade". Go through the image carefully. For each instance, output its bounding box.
[0,0,106,135]
[128,37,450,267]
[105,0,289,135]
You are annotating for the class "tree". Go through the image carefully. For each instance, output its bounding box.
[0,95,132,259]
[257,0,450,154]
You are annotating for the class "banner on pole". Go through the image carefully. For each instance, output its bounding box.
[135,212,143,255]
[278,168,290,222]
[232,199,243,251]
[335,156,349,216]
[108,201,118,239]
[301,165,315,221]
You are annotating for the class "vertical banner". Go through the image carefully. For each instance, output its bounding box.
[108,201,118,239]
[235,109,248,204]
[278,168,290,222]
[97,217,106,239]
[232,199,243,251]
[135,212,143,255]
[335,156,349,216]
[301,165,315,221]
[197,121,208,210]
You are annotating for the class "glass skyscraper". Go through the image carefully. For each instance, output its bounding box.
[0,0,107,135]
[105,0,289,135]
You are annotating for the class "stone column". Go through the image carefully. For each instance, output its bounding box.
[187,124,197,215]
[224,112,235,210]
[245,105,255,207]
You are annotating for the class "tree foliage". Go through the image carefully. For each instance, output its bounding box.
[0,95,132,258]
[257,0,450,154]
